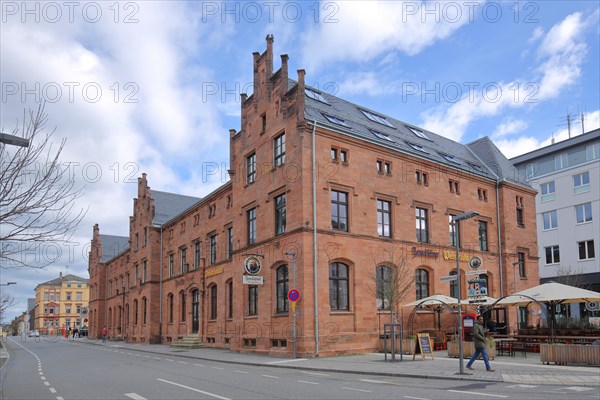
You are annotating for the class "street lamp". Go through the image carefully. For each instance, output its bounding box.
[285,252,297,358]
[452,211,479,375]
[512,262,520,331]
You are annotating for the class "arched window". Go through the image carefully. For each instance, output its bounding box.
[449,270,459,298]
[168,293,174,323]
[180,291,187,322]
[133,299,138,325]
[415,269,429,300]
[329,262,349,311]
[276,265,289,313]
[142,297,147,325]
[376,265,391,310]
[210,285,217,320]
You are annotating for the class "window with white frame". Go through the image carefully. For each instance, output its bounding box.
[274,133,285,167]
[542,210,558,230]
[540,181,556,202]
[578,240,595,260]
[575,203,592,224]
[545,245,560,265]
[573,171,590,194]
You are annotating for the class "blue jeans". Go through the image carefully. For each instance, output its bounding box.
[466,347,491,370]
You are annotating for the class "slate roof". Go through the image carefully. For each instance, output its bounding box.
[151,190,202,226]
[39,274,88,287]
[99,234,130,263]
[301,84,530,188]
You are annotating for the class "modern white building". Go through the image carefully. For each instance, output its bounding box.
[512,129,600,321]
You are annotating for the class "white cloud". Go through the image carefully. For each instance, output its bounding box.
[300,1,472,71]
[492,118,528,138]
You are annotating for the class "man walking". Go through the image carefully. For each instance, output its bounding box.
[466,315,495,372]
[101,326,107,343]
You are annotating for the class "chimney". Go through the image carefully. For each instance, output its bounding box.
[296,69,306,123]
[265,34,274,78]
[280,54,289,96]
[252,52,260,98]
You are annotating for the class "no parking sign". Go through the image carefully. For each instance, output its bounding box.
[288,289,300,312]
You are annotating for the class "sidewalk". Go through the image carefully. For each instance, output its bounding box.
[73,338,600,387]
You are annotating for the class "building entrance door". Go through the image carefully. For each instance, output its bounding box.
[192,289,199,334]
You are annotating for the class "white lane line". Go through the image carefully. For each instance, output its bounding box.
[234,370,249,374]
[448,390,508,398]
[341,387,371,393]
[157,378,231,400]
[211,366,224,370]
[165,359,174,362]
[299,371,329,376]
[39,372,43,375]
[56,397,64,400]
[41,377,46,380]
[193,363,204,367]
[49,388,56,393]
[262,375,279,379]
[125,393,148,400]
[178,361,188,364]
[44,382,50,386]
[404,396,430,400]
[265,358,308,364]
[298,380,319,385]
[360,379,388,384]
[153,357,161,360]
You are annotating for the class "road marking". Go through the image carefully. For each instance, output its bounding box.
[56,397,64,400]
[566,387,596,392]
[157,378,231,400]
[266,358,308,364]
[178,361,188,364]
[125,393,148,400]
[49,388,56,393]
[299,371,329,376]
[165,359,174,362]
[341,387,371,393]
[44,382,50,386]
[41,377,46,380]
[262,375,279,379]
[234,370,249,374]
[360,379,388,384]
[298,380,319,385]
[211,366,224,370]
[193,363,204,367]
[404,396,430,400]
[39,372,43,375]
[448,390,507,398]
[153,357,161,360]
[507,385,537,388]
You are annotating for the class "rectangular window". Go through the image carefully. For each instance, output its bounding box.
[248,285,258,316]
[478,221,488,251]
[516,207,524,227]
[49,292,54,301]
[228,281,233,319]
[180,248,187,274]
[578,240,595,260]
[275,194,286,235]
[227,227,233,259]
[384,162,391,175]
[416,170,428,185]
[448,179,460,194]
[377,200,392,238]
[540,181,556,202]
[360,108,394,127]
[545,245,560,264]
[377,160,383,173]
[340,149,348,163]
[142,260,147,283]
[331,190,348,231]
[210,285,217,320]
[586,142,600,160]
[261,113,266,133]
[168,254,174,278]
[575,203,592,223]
[246,153,256,184]
[194,242,201,270]
[247,208,257,245]
[66,292,71,301]
[66,306,71,314]
[274,133,285,167]
[518,251,526,278]
[331,147,338,161]
[323,113,350,127]
[210,235,217,265]
[542,210,558,230]
[416,207,428,243]
[449,215,458,247]
[573,171,590,194]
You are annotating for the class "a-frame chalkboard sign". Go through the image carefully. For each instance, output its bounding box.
[412,333,435,360]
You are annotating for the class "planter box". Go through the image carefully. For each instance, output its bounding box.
[447,341,495,360]
[540,344,600,366]
[378,338,416,355]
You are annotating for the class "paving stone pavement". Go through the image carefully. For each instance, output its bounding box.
[69,338,600,387]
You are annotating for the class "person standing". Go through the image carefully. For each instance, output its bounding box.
[466,315,495,372]
[101,326,108,343]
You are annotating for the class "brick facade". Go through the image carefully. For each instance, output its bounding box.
[89,36,539,356]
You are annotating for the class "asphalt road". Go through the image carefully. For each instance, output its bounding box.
[1,337,598,400]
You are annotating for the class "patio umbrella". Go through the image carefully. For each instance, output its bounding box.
[404,294,459,307]
[496,282,600,336]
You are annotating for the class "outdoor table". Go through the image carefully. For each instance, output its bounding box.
[495,338,517,356]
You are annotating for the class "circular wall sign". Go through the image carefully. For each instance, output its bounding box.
[244,256,262,275]
[288,289,301,303]
[469,256,483,269]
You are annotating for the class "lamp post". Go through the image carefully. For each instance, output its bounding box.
[512,262,520,331]
[452,211,479,375]
[285,252,297,358]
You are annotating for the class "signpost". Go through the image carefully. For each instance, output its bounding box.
[288,289,300,358]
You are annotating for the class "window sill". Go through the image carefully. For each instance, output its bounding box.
[330,310,353,315]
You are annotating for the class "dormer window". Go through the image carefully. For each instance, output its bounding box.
[406,126,431,140]
[360,109,394,128]
[323,114,350,128]
[305,88,329,104]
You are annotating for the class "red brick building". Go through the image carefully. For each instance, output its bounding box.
[89,35,539,356]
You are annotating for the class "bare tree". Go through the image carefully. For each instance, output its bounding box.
[1,105,86,269]
[553,265,590,289]
[0,291,17,324]
[365,249,414,323]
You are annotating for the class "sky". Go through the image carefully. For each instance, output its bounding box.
[1,1,599,322]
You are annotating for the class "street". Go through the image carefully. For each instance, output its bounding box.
[1,337,598,400]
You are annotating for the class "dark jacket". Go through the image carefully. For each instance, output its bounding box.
[473,320,486,349]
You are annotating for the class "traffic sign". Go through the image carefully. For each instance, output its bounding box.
[466,269,487,276]
[288,289,300,303]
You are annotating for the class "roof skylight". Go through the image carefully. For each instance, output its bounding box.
[323,114,350,128]
[440,153,463,164]
[407,142,429,154]
[305,88,329,104]
[360,109,394,128]
[369,129,394,142]
[406,126,431,140]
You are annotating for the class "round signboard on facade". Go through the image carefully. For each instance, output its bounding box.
[469,256,483,269]
[244,256,262,275]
